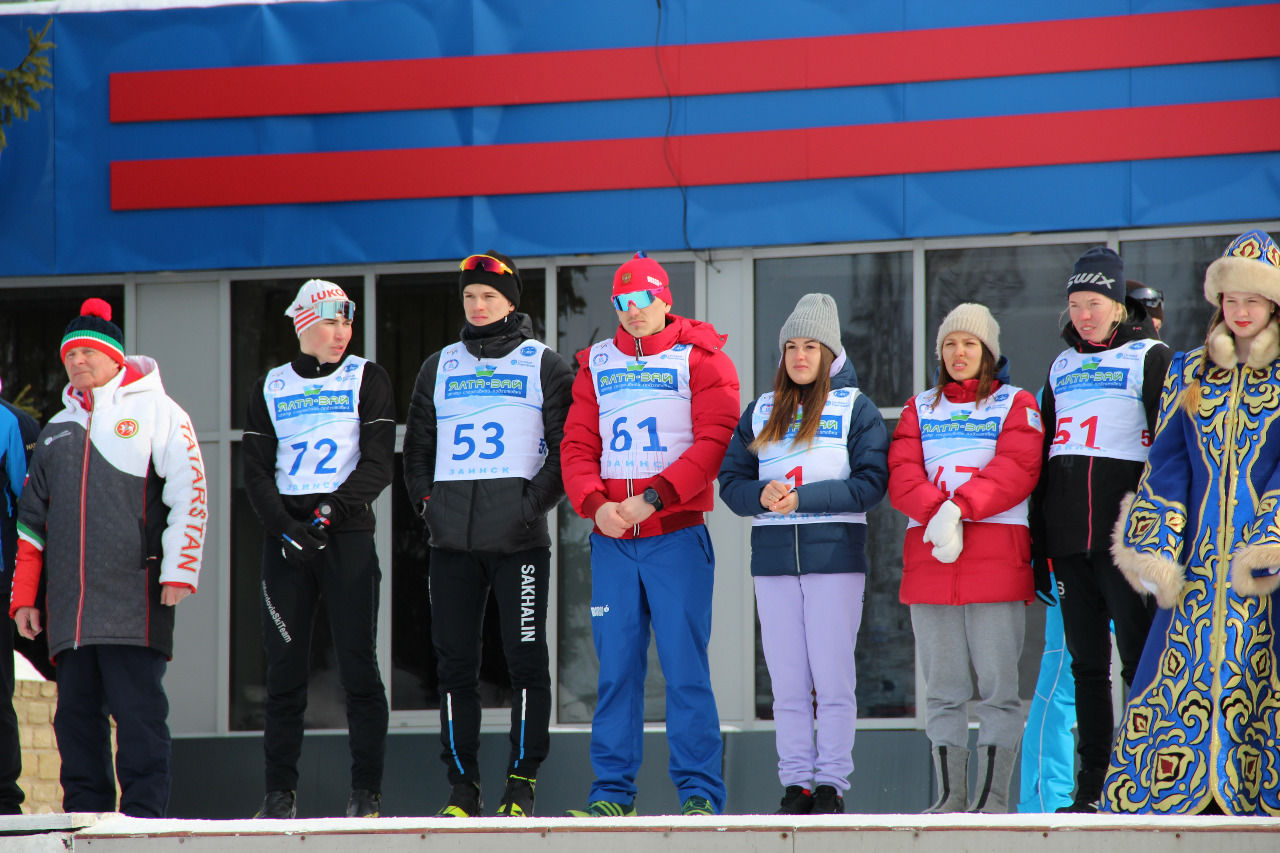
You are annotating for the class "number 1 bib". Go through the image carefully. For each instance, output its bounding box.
[588,339,693,479]
[1047,341,1156,462]
[433,340,548,481]
[751,388,866,527]
[266,356,366,494]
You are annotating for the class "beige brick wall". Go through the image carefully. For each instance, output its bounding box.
[15,679,62,814]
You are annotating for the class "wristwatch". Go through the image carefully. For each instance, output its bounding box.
[642,486,664,511]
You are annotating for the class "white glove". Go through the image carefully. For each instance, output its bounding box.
[931,523,964,563]
[924,500,962,547]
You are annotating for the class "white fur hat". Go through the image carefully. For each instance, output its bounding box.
[1203,230,1280,306]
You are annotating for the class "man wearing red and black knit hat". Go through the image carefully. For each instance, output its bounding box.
[10,298,206,817]
[561,252,739,817]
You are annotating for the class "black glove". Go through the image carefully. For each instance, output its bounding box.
[1033,559,1056,606]
[281,521,327,566]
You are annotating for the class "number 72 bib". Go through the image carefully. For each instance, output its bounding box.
[266,356,366,494]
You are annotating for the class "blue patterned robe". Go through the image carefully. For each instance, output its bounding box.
[1105,342,1280,815]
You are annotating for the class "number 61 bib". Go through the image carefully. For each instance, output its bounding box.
[433,340,548,481]
[588,339,693,479]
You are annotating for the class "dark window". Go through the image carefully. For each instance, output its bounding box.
[754,253,913,408]
[0,286,124,424]
[1118,235,1224,354]
[925,244,1091,391]
[554,261,694,723]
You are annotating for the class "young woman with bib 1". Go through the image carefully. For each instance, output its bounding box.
[718,293,888,814]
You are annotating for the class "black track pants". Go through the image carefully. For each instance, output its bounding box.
[429,547,551,785]
[1054,549,1155,773]
[261,531,388,792]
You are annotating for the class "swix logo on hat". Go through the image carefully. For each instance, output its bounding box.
[1066,271,1115,289]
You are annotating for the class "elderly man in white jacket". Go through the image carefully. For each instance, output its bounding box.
[9,297,205,818]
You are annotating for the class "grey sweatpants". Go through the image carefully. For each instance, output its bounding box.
[910,601,1025,749]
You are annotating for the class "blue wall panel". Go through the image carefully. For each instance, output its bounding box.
[0,0,1276,276]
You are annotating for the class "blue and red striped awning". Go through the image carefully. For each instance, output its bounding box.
[107,4,1280,211]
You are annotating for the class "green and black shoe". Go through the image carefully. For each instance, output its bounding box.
[565,799,637,817]
[436,781,482,817]
[495,775,536,817]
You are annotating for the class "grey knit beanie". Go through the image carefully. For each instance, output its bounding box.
[778,293,843,356]
[935,303,1000,361]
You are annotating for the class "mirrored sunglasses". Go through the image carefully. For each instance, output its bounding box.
[460,254,515,276]
[315,300,356,320]
[611,289,659,311]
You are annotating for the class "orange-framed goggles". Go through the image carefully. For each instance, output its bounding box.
[459,254,515,276]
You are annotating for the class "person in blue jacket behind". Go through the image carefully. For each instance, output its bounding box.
[0,386,38,815]
[718,293,888,814]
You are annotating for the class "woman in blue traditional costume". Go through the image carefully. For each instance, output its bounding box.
[1105,229,1280,816]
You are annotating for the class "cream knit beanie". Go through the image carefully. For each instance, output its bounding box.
[935,303,1000,361]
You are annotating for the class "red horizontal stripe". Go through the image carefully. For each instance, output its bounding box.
[110,5,1280,122]
[110,99,1280,210]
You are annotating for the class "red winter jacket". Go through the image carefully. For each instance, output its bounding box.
[889,379,1042,605]
[561,314,740,537]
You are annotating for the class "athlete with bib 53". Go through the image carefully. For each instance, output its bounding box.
[403,251,572,818]
[561,252,739,817]
[244,280,394,819]
[1031,248,1170,812]
[718,294,888,815]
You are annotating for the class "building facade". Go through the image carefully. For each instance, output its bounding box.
[2,0,1278,816]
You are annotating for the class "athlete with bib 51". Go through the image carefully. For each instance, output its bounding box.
[244,279,395,819]
[889,304,1042,814]
[561,252,739,817]
[1030,248,1170,813]
[403,251,572,818]
[718,293,888,815]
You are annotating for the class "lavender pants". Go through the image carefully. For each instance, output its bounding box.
[755,572,866,793]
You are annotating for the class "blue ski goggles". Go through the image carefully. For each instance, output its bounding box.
[611,289,660,311]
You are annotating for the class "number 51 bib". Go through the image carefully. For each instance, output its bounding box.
[1047,341,1156,462]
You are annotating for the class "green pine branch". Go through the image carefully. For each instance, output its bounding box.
[0,18,55,153]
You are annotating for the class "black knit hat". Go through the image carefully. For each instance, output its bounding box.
[1066,247,1126,303]
[459,250,522,310]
